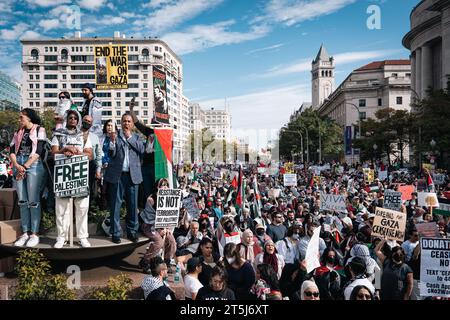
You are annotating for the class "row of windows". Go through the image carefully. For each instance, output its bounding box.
[358,97,403,107]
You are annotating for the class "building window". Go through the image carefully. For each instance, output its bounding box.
[392,73,398,77]
[125,92,139,98]
[117,92,121,98]
[36,84,40,89]
[36,93,40,98]
[44,74,58,80]
[116,120,121,125]
[44,55,57,62]
[359,112,366,119]
[36,75,39,80]
[143,110,148,115]
[31,49,39,59]
[62,84,66,89]
[143,83,148,89]
[143,74,148,79]
[29,93,33,98]
[143,119,148,124]
[143,92,148,98]
[44,93,57,98]
[117,111,121,116]
[30,102,33,107]
[29,75,33,80]
[44,84,58,88]
[359,99,366,107]
[397,97,403,105]
[29,84,33,89]
[378,98,382,107]
[62,75,66,80]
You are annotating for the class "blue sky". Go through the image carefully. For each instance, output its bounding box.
[0,0,419,148]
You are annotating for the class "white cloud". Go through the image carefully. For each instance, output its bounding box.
[143,0,176,8]
[140,0,224,33]
[264,0,357,26]
[256,49,403,78]
[20,30,42,40]
[98,16,125,25]
[246,43,285,55]
[0,0,14,12]
[163,20,271,55]
[25,0,71,7]
[0,23,28,41]
[199,83,310,146]
[77,0,106,11]
[106,2,115,10]
[38,19,60,31]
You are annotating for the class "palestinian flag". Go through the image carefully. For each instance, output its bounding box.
[253,175,262,219]
[154,128,174,188]
[235,165,244,209]
[365,183,380,193]
[426,172,435,193]
[226,171,239,204]
[309,174,315,187]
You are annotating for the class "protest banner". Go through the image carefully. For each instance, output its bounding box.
[433,174,446,185]
[434,198,450,217]
[420,238,450,298]
[305,226,321,273]
[377,170,388,181]
[416,222,440,238]
[320,192,347,212]
[372,207,406,242]
[398,185,415,201]
[417,192,440,207]
[94,45,128,90]
[422,163,433,172]
[269,167,279,176]
[155,189,182,229]
[284,162,294,174]
[268,188,281,199]
[283,174,297,187]
[383,190,402,211]
[53,155,89,198]
[153,66,169,124]
[257,167,266,174]
[182,196,199,220]
[363,168,375,183]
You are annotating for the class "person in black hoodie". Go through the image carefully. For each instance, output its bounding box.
[196,266,236,300]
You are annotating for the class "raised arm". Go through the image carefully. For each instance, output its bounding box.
[374,239,386,264]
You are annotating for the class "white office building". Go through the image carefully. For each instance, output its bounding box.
[21,31,188,162]
[204,107,231,142]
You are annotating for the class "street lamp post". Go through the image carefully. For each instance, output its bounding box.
[316,118,322,163]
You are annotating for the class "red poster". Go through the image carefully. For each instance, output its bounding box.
[399,185,415,201]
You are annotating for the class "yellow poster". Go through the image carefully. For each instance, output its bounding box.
[95,45,128,90]
[422,163,433,172]
[363,168,375,183]
[284,162,294,173]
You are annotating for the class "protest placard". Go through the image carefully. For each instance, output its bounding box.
[422,163,433,172]
[320,192,347,212]
[417,192,440,207]
[155,189,182,229]
[53,155,89,198]
[305,226,321,273]
[420,238,450,298]
[398,185,415,201]
[372,207,406,242]
[363,168,375,183]
[182,196,199,220]
[257,167,266,174]
[433,174,446,185]
[377,170,388,181]
[94,45,128,90]
[416,222,440,238]
[283,174,297,187]
[383,190,402,211]
[153,66,169,124]
[268,188,281,199]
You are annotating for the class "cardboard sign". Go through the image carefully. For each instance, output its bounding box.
[284,162,294,174]
[94,45,128,90]
[155,189,182,228]
[383,190,402,211]
[417,192,439,207]
[422,163,433,172]
[420,238,450,298]
[363,168,375,183]
[182,196,199,220]
[416,222,440,238]
[399,185,415,201]
[53,155,89,198]
[305,226,321,273]
[268,188,281,199]
[320,192,347,212]
[372,207,406,242]
[283,174,297,187]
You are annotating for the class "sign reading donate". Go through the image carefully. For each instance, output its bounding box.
[54,155,89,198]
[372,207,406,242]
[155,189,182,229]
[383,190,402,211]
[320,192,347,212]
[420,238,450,298]
[283,174,297,187]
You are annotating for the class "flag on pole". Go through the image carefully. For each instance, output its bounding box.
[427,172,435,193]
[154,127,174,188]
[235,165,244,209]
[253,175,262,219]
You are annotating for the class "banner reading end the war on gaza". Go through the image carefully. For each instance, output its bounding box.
[94,44,128,90]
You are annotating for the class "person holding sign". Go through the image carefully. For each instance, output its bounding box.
[374,239,413,300]
[51,110,93,248]
[10,108,47,248]
[80,83,103,138]
[104,113,144,244]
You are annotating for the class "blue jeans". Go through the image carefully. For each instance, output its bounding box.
[13,155,45,234]
[108,172,139,238]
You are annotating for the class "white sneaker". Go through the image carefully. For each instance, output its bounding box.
[26,235,40,247]
[54,237,67,249]
[14,233,29,247]
[79,238,91,248]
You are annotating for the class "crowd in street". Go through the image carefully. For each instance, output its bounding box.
[5,84,450,300]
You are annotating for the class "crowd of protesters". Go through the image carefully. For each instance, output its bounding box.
[5,84,450,300]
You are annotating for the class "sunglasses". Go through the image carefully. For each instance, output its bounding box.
[304,291,319,297]
[59,96,69,100]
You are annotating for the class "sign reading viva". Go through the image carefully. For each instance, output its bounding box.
[95,45,128,90]
[320,192,347,212]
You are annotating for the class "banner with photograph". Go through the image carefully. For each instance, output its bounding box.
[153,67,169,124]
[53,155,89,198]
[94,45,128,90]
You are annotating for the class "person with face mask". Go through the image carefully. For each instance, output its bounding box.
[254,224,272,248]
[55,91,75,129]
[375,239,413,300]
[314,248,343,300]
[81,115,102,210]
[80,83,103,138]
[275,225,301,265]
